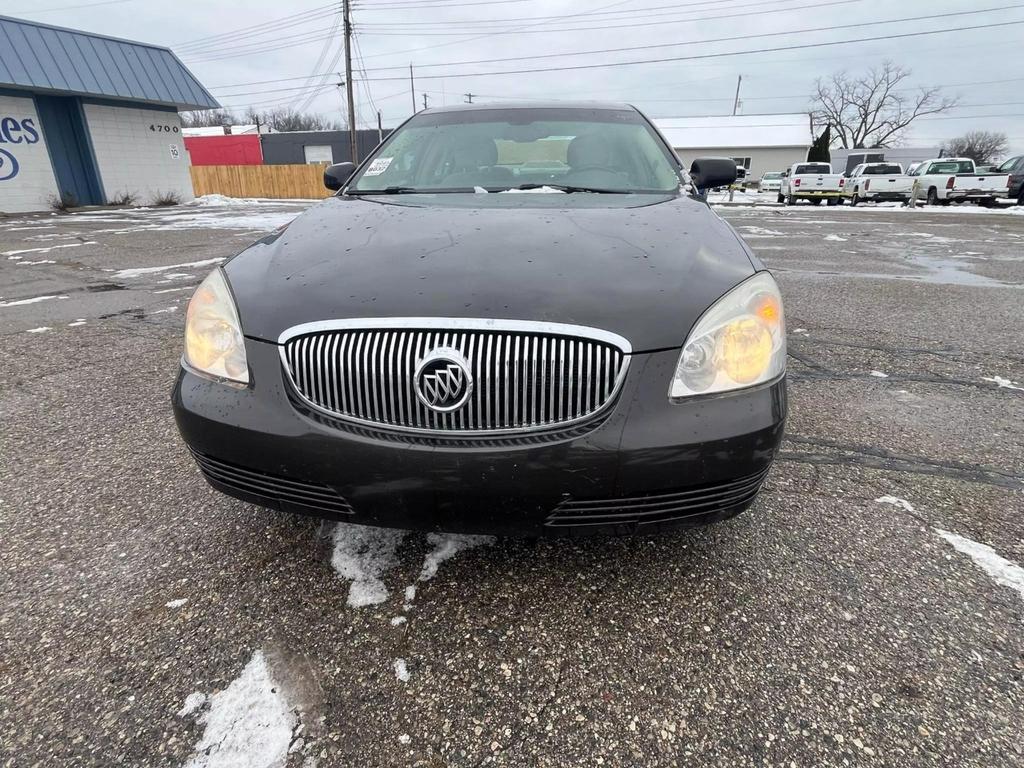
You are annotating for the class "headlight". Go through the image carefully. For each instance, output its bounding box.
[184,268,249,385]
[669,271,785,398]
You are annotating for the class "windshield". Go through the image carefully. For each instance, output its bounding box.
[762,173,782,180]
[998,156,1021,172]
[795,164,832,175]
[929,160,975,174]
[863,164,903,175]
[346,107,682,194]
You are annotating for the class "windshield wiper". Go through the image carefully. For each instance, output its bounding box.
[503,183,631,194]
[345,186,420,195]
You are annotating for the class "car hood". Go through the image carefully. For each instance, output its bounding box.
[225,194,756,352]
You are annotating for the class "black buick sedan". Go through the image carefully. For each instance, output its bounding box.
[172,102,786,535]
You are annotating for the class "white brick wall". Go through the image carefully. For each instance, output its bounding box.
[0,94,60,214]
[83,103,195,205]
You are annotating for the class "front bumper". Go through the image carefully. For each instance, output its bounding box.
[172,337,787,536]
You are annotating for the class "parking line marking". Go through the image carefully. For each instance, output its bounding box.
[936,530,1024,604]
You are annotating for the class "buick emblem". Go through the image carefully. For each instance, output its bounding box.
[415,348,473,413]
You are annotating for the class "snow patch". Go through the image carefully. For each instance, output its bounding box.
[113,257,224,279]
[737,226,785,236]
[166,598,189,609]
[393,659,411,683]
[419,533,495,582]
[192,194,260,207]
[935,530,1024,603]
[869,370,889,378]
[0,294,66,307]
[982,375,1024,392]
[399,734,411,745]
[17,259,57,265]
[875,495,915,513]
[178,692,207,718]
[1,241,97,257]
[499,186,566,194]
[68,319,86,327]
[183,650,295,768]
[331,523,406,607]
[26,326,51,333]
[824,234,847,242]
[390,616,407,626]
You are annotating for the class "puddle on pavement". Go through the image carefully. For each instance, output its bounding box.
[777,246,1021,289]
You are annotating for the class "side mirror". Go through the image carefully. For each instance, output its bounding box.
[324,162,356,191]
[689,157,738,191]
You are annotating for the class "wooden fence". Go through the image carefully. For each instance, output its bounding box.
[189,164,332,200]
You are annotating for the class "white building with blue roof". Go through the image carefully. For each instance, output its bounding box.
[0,15,219,213]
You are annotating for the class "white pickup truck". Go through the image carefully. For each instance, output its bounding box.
[843,162,913,205]
[779,162,845,205]
[908,157,1010,206]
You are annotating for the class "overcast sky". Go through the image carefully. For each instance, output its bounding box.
[9,0,1024,154]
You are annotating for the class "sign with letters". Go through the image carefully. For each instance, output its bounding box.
[0,115,42,181]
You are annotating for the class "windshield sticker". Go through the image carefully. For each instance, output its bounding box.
[364,157,393,176]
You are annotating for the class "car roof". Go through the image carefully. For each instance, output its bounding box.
[423,100,638,114]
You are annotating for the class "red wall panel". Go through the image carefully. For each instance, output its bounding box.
[184,135,263,166]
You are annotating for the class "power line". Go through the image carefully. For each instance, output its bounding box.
[216,83,340,111]
[356,0,800,27]
[8,0,135,12]
[351,0,534,7]
[180,14,344,61]
[207,74,344,91]
[177,9,341,58]
[289,8,345,112]
[355,4,1022,72]
[354,0,772,23]
[356,0,637,61]
[174,2,339,49]
[350,19,1024,82]
[215,83,344,99]
[182,0,858,63]
[358,0,862,36]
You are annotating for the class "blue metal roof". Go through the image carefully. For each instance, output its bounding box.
[0,15,219,111]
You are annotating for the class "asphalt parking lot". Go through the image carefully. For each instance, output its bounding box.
[2,197,1022,768]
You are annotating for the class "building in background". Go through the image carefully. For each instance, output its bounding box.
[183,126,265,166]
[0,15,218,213]
[261,129,389,166]
[655,114,811,179]
[830,147,941,175]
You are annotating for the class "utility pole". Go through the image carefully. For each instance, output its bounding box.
[343,0,358,164]
[464,93,475,103]
[422,93,429,111]
[732,75,742,116]
[377,110,383,144]
[409,63,416,114]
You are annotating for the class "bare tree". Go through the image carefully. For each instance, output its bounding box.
[946,131,1009,164]
[811,61,957,148]
[243,107,340,132]
[179,109,238,129]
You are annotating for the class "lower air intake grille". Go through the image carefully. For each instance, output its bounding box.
[546,468,770,527]
[191,451,353,516]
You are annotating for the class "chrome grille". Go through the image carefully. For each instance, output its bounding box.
[280,319,630,434]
